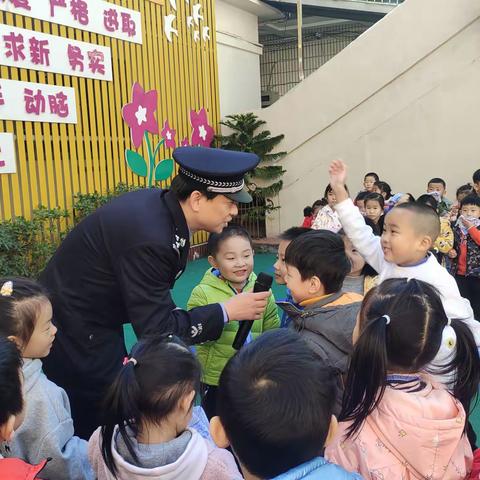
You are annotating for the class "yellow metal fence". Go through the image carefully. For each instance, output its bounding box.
[0,0,220,246]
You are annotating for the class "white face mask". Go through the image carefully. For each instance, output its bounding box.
[457,215,480,234]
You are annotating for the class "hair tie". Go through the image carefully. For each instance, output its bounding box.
[382,314,391,325]
[122,357,137,367]
[0,281,13,297]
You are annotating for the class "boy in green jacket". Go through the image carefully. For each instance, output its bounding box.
[188,225,280,418]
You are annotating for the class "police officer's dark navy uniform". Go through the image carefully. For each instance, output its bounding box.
[40,146,259,439]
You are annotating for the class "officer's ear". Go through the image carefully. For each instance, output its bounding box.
[188,190,205,213]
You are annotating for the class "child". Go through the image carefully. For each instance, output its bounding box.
[364,192,384,235]
[280,230,363,413]
[354,191,368,216]
[188,226,279,418]
[273,227,311,328]
[427,177,453,216]
[417,194,454,264]
[210,329,363,480]
[0,278,93,480]
[311,184,345,232]
[340,231,377,295]
[329,160,480,346]
[451,184,474,222]
[372,180,392,201]
[474,169,480,195]
[363,172,379,193]
[0,336,50,479]
[448,194,480,320]
[326,278,479,479]
[301,199,326,228]
[89,334,241,480]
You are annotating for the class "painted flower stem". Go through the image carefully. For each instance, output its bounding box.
[145,132,155,187]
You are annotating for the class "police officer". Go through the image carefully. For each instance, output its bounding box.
[40,146,270,439]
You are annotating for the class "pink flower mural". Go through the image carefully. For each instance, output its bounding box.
[181,137,190,147]
[161,120,177,149]
[122,83,159,148]
[190,108,214,147]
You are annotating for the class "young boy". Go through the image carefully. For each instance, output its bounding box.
[273,227,311,328]
[210,329,363,480]
[330,160,480,344]
[427,177,453,216]
[0,337,49,479]
[280,230,363,412]
[474,169,480,195]
[448,194,480,320]
[188,225,279,419]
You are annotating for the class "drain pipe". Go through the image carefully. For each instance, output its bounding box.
[297,0,304,81]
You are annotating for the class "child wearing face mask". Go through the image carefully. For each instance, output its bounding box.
[188,226,279,419]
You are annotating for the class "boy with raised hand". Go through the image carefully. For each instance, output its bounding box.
[210,329,362,480]
[329,160,480,345]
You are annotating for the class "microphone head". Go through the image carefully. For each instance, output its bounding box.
[256,272,273,289]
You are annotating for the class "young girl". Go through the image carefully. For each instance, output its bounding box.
[88,334,241,480]
[188,225,279,418]
[311,184,347,232]
[326,278,480,479]
[339,231,377,295]
[363,193,384,235]
[373,181,392,202]
[0,277,93,479]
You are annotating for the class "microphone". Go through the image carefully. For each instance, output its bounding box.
[232,272,273,350]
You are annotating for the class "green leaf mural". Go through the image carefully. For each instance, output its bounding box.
[155,159,174,182]
[125,149,148,177]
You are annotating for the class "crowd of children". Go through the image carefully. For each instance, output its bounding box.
[0,165,479,479]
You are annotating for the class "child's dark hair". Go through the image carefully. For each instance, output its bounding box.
[324,183,349,198]
[416,194,439,213]
[355,191,368,203]
[0,337,23,427]
[460,194,480,209]
[374,181,392,199]
[364,192,385,209]
[340,278,480,438]
[364,172,379,182]
[428,177,446,189]
[0,277,49,347]
[285,230,350,294]
[312,199,327,209]
[473,169,480,184]
[207,225,252,257]
[303,206,313,217]
[217,329,336,479]
[100,334,201,478]
[279,226,311,242]
[457,184,473,198]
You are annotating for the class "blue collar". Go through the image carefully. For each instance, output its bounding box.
[402,253,430,267]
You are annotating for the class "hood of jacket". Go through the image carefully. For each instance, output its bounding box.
[367,381,469,479]
[21,359,43,395]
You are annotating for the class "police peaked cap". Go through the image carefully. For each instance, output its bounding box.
[172,146,259,203]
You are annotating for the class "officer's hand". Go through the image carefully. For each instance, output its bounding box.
[224,291,270,321]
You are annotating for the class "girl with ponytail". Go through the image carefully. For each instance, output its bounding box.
[326,278,480,480]
[88,334,241,480]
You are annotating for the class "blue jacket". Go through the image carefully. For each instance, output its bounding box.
[272,457,363,480]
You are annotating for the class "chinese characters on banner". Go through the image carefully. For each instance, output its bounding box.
[0,25,112,80]
[0,133,17,174]
[0,0,142,44]
[0,78,77,123]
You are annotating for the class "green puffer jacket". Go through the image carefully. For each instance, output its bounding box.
[187,268,280,386]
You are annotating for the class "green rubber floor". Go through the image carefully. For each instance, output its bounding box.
[122,253,480,438]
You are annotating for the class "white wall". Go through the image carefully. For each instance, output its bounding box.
[255,0,480,235]
[216,0,263,117]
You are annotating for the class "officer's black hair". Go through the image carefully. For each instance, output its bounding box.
[217,329,336,479]
[169,173,219,201]
[460,194,480,209]
[340,279,480,438]
[0,277,49,347]
[428,177,446,189]
[0,337,23,427]
[278,226,311,242]
[207,225,253,257]
[100,334,201,478]
[285,230,350,294]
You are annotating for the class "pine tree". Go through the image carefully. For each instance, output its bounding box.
[216,113,286,216]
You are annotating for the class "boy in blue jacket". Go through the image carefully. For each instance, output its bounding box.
[210,330,362,480]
